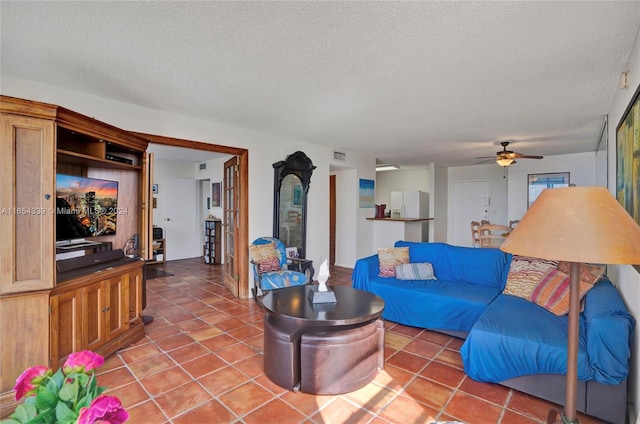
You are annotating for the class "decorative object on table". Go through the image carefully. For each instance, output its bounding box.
[500,186,640,424]
[285,246,299,259]
[3,350,128,424]
[308,259,337,304]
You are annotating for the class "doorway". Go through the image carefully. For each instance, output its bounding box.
[138,132,250,299]
[451,180,490,247]
[329,175,336,265]
[164,178,199,260]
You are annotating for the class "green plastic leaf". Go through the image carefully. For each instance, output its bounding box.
[7,403,35,423]
[51,370,64,389]
[0,418,21,424]
[34,390,56,412]
[58,379,78,403]
[55,401,77,424]
[76,373,89,388]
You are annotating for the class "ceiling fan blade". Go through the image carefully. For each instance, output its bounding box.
[512,153,543,159]
[475,159,495,164]
[475,156,497,159]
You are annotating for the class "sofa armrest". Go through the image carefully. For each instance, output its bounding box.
[352,255,379,291]
[583,278,636,384]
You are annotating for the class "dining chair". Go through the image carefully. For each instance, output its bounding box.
[478,224,511,248]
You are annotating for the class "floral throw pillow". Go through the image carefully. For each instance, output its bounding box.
[249,242,281,273]
[503,255,559,298]
[378,247,409,277]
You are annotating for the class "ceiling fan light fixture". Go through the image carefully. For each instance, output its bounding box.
[376,164,400,171]
[496,157,515,167]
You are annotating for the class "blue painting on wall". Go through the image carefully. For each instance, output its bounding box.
[359,179,375,208]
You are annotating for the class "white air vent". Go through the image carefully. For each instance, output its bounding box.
[199,163,207,170]
[333,151,346,161]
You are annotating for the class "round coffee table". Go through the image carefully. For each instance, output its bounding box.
[262,285,385,394]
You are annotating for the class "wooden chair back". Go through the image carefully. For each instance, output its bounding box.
[478,224,511,248]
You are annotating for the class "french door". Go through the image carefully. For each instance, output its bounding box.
[223,156,240,297]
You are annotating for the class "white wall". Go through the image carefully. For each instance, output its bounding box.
[2,74,347,289]
[506,151,596,222]
[374,167,431,208]
[330,150,376,266]
[606,26,640,424]
[432,164,448,242]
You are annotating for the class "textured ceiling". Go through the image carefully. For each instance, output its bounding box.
[2,1,639,166]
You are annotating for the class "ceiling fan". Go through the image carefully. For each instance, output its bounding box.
[476,141,544,167]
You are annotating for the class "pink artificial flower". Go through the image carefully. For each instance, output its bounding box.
[13,365,49,401]
[63,350,105,374]
[77,395,129,424]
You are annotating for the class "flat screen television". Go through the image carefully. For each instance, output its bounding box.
[56,174,119,242]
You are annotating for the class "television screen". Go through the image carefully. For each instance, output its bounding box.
[56,174,119,241]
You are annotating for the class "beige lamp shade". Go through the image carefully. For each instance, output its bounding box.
[501,186,640,264]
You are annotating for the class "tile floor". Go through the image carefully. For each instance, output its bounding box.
[99,258,605,424]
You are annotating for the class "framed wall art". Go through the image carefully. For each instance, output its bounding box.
[616,84,640,227]
[211,182,221,207]
[359,179,375,208]
[527,172,570,209]
[616,84,640,272]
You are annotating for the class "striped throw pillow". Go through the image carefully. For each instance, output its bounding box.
[395,262,436,281]
[527,268,595,316]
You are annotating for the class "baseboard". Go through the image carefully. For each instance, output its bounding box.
[333,262,354,269]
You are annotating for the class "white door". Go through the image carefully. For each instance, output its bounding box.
[164,178,199,260]
[451,180,490,247]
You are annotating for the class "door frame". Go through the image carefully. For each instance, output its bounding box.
[135,132,250,299]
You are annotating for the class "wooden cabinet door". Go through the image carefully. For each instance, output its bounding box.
[0,114,55,294]
[81,282,106,351]
[105,275,129,340]
[128,266,143,325]
[50,290,82,369]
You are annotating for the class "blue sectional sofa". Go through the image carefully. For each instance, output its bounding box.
[352,241,635,424]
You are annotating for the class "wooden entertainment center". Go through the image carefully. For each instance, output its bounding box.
[0,95,150,415]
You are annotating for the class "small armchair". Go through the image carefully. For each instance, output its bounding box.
[249,237,309,299]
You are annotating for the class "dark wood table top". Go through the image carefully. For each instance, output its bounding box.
[262,285,384,326]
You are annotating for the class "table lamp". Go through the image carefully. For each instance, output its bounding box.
[500,186,640,424]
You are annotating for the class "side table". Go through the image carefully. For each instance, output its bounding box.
[288,258,314,281]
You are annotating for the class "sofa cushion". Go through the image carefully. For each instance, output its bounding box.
[378,247,409,277]
[437,244,511,289]
[583,279,635,384]
[527,268,595,316]
[394,242,511,290]
[365,276,501,332]
[503,255,559,298]
[460,294,593,383]
[395,262,436,280]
